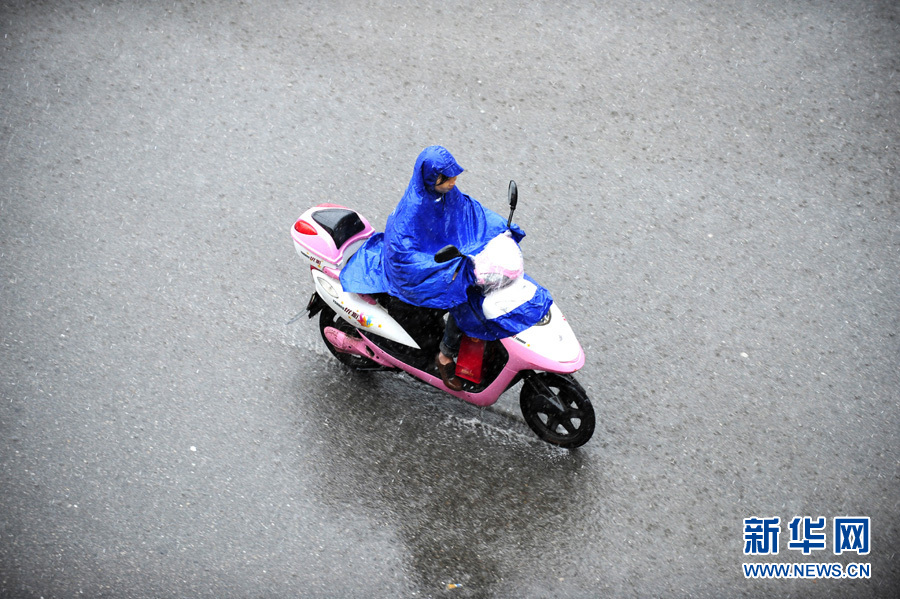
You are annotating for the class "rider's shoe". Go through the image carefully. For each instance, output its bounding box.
[435,354,463,391]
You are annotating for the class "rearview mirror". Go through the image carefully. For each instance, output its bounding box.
[507,180,518,228]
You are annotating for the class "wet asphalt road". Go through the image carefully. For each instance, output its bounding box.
[1,1,898,597]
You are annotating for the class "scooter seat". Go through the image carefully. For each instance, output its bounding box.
[311,208,366,249]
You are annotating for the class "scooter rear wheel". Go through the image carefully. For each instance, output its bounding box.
[318,306,380,370]
[520,373,595,448]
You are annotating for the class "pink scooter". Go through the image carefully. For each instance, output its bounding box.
[290,183,594,448]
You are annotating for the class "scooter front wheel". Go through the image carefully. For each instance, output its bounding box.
[520,373,595,449]
[318,306,380,370]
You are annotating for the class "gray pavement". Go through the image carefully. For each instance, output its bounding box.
[1,1,898,597]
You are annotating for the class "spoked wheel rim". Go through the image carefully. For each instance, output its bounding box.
[520,372,595,448]
[318,306,379,370]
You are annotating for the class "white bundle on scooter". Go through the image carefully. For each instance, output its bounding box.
[473,232,538,320]
[473,231,524,293]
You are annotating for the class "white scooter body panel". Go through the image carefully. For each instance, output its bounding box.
[480,275,582,365]
[511,303,582,364]
[480,277,538,320]
[310,270,421,349]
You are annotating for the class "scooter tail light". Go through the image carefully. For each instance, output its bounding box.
[294,220,317,235]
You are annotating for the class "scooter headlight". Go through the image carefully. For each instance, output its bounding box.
[536,309,552,326]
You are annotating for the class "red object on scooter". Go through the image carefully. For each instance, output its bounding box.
[455,335,485,384]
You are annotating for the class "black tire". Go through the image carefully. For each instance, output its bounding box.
[318,304,379,370]
[520,373,595,448]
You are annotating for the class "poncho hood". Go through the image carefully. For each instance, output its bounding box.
[413,145,465,198]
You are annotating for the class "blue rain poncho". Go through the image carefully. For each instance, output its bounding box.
[340,146,552,340]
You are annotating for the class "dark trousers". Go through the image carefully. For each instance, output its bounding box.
[439,313,462,359]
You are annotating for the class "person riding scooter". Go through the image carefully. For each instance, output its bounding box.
[339,145,527,390]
